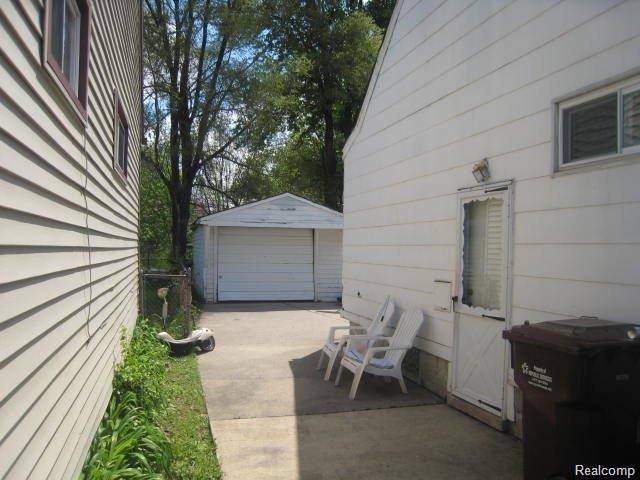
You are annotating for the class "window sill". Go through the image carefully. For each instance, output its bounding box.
[554,150,640,177]
[43,59,88,125]
[113,165,128,185]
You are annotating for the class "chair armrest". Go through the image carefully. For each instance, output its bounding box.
[343,334,390,352]
[363,345,412,364]
[342,334,389,342]
[327,326,365,344]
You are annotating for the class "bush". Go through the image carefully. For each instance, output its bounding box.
[113,319,168,413]
[81,392,170,479]
[82,319,171,479]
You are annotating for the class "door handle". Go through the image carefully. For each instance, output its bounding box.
[482,314,505,322]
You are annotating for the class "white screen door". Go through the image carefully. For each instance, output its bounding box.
[451,186,511,416]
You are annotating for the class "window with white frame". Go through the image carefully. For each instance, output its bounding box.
[46,0,90,114]
[558,77,640,168]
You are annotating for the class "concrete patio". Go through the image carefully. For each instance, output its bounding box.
[198,303,523,480]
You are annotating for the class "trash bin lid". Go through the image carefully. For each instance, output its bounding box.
[503,317,640,353]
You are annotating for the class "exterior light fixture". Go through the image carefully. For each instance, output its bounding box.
[472,158,490,183]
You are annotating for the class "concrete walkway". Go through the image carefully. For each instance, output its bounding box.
[198,303,522,480]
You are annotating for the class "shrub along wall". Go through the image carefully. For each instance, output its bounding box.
[81,319,171,479]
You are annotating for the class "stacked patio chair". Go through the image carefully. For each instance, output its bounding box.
[335,308,423,400]
[317,296,395,381]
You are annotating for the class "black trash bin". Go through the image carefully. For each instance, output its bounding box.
[503,317,640,480]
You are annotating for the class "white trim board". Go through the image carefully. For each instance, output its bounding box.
[196,193,343,229]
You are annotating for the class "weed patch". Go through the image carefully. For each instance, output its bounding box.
[81,317,219,479]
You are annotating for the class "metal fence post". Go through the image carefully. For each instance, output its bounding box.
[140,269,145,318]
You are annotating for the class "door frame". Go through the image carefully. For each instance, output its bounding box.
[449,179,514,421]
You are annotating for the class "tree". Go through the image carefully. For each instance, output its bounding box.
[266,1,383,210]
[365,0,395,30]
[139,151,172,269]
[144,0,270,268]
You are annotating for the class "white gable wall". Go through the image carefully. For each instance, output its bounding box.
[199,194,343,229]
[343,0,640,361]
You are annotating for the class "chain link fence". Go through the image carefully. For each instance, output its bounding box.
[140,269,194,338]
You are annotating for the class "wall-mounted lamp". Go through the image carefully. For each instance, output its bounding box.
[472,158,490,183]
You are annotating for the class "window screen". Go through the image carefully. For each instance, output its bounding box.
[50,0,81,94]
[623,90,640,148]
[563,93,618,163]
[461,197,503,311]
[117,117,128,175]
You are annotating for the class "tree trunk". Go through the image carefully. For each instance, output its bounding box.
[169,183,192,269]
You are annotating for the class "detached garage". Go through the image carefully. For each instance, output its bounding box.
[192,193,343,303]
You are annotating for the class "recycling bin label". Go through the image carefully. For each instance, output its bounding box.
[521,362,553,392]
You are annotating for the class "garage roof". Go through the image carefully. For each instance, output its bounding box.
[195,193,343,229]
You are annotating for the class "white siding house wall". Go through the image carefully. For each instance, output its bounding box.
[205,226,216,303]
[192,225,205,298]
[316,229,343,302]
[0,1,142,478]
[343,0,640,362]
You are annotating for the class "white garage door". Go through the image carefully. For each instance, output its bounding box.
[217,227,314,301]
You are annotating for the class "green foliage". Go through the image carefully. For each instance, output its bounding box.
[82,320,170,479]
[83,315,220,479]
[139,153,172,270]
[81,392,171,480]
[113,319,169,414]
[263,1,384,208]
[161,304,202,341]
[365,0,396,30]
[159,354,221,479]
[266,134,326,204]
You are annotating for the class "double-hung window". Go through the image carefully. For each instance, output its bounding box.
[45,0,90,115]
[558,76,640,169]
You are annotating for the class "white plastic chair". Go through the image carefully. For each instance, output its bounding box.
[335,308,423,400]
[317,296,395,381]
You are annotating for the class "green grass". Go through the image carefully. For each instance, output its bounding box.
[160,353,222,480]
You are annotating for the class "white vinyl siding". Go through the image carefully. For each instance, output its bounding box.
[192,226,205,298]
[316,229,343,302]
[343,0,640,362]
[217,228,314,301]
[0,1,142,479]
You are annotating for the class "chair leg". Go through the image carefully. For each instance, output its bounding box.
[324,350,339,381]
[349,367,365,400]
[397,374,408,394]
[316,351,325,371]
[334,364,344,386]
